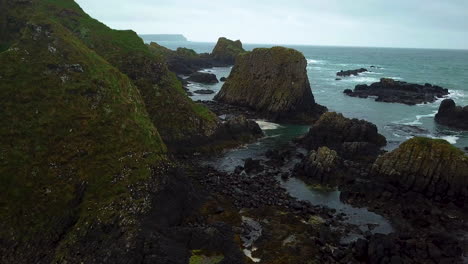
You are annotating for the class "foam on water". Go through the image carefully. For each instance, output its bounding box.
[432,135,460,144]
[256,120,283,130]
[400,111,437,125]
[341,76,380,83]
[307,59,326,65]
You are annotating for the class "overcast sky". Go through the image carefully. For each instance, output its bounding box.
[76,0,468,49]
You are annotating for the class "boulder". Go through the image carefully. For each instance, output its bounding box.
[371,137,468,204]
[194,89,215,95]
[220,77,227,82]
[302,147,343,184]
[215,46,327,123]
[187,72,219,84]
[435,99,468,130]
[343,78,449,105]
[337,68,368,77]
[300,112,387,160]
[211,37,245,65]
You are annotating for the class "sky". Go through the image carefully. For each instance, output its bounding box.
[76,0,468,50]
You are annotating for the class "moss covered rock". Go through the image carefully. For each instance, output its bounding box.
[300,112,387,160]
[371,137,468,204]
[211,37,245,65]
[215,47,327,123]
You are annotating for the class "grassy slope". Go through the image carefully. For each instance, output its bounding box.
[38,0,218,148]
[0,1,168,261]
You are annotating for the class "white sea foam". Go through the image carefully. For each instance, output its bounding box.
[342,76,380,83]
[400,111,437,125]
[243,249,261,263]
[255,120,283,130]
[430,135,459,144]
[447,90,466,100]
[307,59,326,65]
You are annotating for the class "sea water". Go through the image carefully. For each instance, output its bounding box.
[145,40,468,150]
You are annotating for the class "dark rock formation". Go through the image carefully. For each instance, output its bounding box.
[215,47,327,123]
[344,78,449,105]
[435,99,468,130]
[371,137,468,204]
[220,77,227,82]
[337,68,368,77]
[187,72,219,84]
[210,37,245,65]
[300,147,344,184]
[300,112,387,161]
[194,89,215,95]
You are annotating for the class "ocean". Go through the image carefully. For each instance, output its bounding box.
[144,39,468,151]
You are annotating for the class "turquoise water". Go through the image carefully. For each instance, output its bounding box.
[146,40,468,150]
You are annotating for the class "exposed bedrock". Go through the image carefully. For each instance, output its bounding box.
[336,68,368,77]
[371,137,468,205]
[344,78,449,105]
[299,112,387,161]
[435,99,468,130]
[215,46,327,123]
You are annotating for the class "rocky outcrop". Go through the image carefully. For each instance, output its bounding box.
[301,147,343,184]
[210,37,245,65]
[344,78,449,105]
[300,112,387,160]
[215,47,327,123]
[435,99,468,130]
[187,72,219,84]
[194,89,215,95]
[371,137,468,204]
[337,68,368,77]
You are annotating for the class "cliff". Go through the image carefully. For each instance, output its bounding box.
[371,137,468,204]
[215,46,327,123]
[435,99,468,130]
[30,0,220,151]
[0,2,171,261]
[211,37,245,65]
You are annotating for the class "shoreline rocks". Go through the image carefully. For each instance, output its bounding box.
[215,46,327,124]
[337,68,368,77]
[435,99,468,130]
[187,72,219,84]
[300,112,387,161]
[344,78,449,105]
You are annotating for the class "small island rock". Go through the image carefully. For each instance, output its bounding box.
[215,46,327,123]
[435,99,468,130]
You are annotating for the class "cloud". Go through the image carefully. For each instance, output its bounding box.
[76,0,468,49]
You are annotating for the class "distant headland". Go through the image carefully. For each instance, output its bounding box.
[139,34,188,41]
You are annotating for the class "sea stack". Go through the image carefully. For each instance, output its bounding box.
[371,137,468,205]
[211,37,245,65]
[214,46,327,123]
[435,99,468,130]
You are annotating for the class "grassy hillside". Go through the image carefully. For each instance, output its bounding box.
[0,1,169,261]
[34,0,218,149]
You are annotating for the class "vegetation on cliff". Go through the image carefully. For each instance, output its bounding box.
[28,0,219,150]
[215,46,327,123]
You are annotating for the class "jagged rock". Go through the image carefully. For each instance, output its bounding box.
[220,77,227,82]
[300,112,387,160]
[435,99,468,130]
[215,46,327,123]
[371,137,468,204]
[344,78,449,105]
[302,147,343,184]
[337,68,368,77]
[187,72,219,84]
[194,89,215,94]
[210,37,245,65]
[244,158,264,174]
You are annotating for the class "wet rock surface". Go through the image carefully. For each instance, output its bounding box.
[337,68,368,77]
[435,99,468,130]
[187,72,219,84]
[344,78,450,105]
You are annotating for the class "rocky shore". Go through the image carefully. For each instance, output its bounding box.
[435,99,468,130]
[337,68,368,77]
[344,78,450,105]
